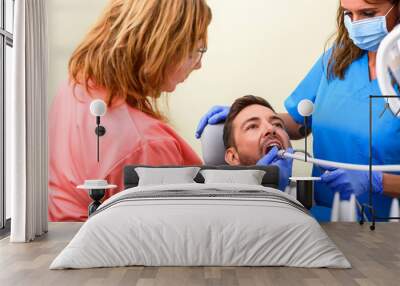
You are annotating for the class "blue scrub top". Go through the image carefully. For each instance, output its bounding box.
[285,48,400,220]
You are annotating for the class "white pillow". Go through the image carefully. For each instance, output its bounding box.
[200,169,266,185]
[135,167,201,186]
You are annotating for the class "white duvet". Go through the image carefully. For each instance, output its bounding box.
[50,183,351,269]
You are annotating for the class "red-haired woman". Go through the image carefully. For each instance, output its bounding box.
[49,0,212,221]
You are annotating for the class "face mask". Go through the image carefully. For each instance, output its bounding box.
[344,5,395,52]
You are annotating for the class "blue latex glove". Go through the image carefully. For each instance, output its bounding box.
[195,105,230,139]
[257,146,293,191]
[320,168,383,200]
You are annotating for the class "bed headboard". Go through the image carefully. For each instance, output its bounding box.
[123,165,279,189]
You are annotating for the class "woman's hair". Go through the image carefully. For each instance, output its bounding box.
[69,0,212,120]
[327,0,399,80]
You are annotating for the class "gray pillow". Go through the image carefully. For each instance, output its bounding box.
[135,167,201,186]
[200,169,266,185]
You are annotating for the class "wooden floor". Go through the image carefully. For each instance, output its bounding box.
[0,222,399,286]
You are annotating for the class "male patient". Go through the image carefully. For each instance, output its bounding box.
[222,95,293,190]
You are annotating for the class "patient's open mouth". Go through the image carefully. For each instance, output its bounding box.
[263,142,283,155]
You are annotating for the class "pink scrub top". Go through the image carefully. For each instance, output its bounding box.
[49,81,202,221]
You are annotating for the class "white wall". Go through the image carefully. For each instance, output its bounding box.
[48,0,338,177]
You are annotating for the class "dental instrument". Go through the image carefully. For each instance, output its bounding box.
[278,150,400,172]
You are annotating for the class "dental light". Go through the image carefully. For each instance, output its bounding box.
[377,24,400,116]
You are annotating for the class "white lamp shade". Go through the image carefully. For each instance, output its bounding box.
[297,99,314,117]
[90,99,107,117]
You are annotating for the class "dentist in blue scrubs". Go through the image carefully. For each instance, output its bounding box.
[196,0,400,221]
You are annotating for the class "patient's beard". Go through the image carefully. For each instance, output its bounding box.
[238,153,258,166]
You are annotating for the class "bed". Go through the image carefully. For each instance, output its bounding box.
[50,165,350,269]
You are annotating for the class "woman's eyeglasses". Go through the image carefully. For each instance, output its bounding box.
[190,47,207,66]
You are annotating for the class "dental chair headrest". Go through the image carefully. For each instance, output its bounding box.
[200,123,227,165]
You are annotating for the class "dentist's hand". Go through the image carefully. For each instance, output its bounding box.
[257,146,293,191]
[320,168,383,200]
[195,105,230,139]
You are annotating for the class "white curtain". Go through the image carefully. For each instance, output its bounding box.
[7,0,48,242]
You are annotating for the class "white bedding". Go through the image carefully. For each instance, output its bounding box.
[50,183,351,269]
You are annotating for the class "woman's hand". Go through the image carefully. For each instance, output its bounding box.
[195,105,230,138]
[321,168,383,200]
[257,146,293,191]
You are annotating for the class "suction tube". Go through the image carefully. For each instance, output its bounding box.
[278,150,400,172]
